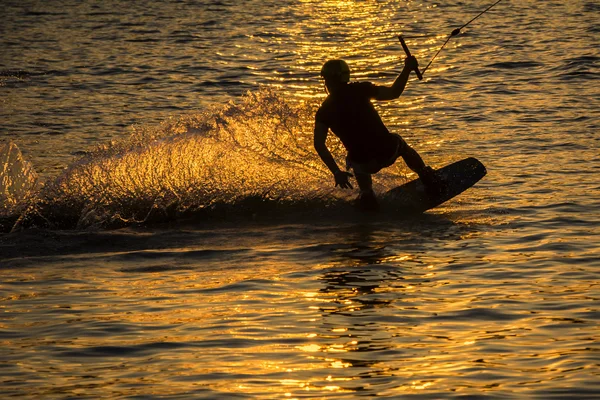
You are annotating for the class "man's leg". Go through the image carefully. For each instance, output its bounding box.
[352,169,379,211]
[395,136,427,175]
[396,136,444,193]
[354,171,373,194]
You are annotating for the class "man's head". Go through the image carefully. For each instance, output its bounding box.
[321,59,350,93]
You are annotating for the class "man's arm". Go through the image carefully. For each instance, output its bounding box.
[314,121,339,174]
[374,56,419,101]
[314,121,353,189]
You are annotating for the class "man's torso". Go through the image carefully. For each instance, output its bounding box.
[316,82,396,163]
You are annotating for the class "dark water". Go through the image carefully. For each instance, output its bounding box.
[1,0,599,398]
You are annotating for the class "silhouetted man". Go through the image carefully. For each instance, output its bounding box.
[314,57,441,210]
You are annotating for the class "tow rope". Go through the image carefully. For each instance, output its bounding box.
[398,0,504,79]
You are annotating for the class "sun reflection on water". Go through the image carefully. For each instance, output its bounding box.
[2,211,597,398]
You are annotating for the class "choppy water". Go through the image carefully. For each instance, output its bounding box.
[1,0,599,398]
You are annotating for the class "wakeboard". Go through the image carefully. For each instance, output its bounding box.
[382,157,486,213]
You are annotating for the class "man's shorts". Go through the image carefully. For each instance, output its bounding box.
[346,134,408,175]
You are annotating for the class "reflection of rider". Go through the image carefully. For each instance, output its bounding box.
[314,58,442,211]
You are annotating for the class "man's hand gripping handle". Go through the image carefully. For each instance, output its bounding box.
[398,35,423,80]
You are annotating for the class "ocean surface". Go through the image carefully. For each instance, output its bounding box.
[1,0,599,398]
